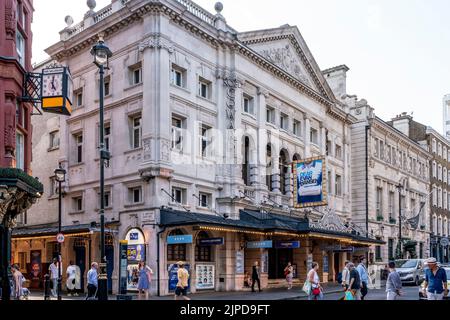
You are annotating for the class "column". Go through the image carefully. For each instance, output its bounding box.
[320,123,327,156]
[304,115,311,158]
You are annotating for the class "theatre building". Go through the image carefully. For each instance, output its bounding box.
[22,0,381,295]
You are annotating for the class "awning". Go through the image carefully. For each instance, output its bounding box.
[160,209,384,246]
[12,223,119,240]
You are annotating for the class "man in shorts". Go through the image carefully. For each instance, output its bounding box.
[174,261,191,300]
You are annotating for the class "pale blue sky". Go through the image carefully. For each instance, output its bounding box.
[32,0,450,133]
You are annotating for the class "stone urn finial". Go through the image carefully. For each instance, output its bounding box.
[87,0,97,11]
[214,2,224,14]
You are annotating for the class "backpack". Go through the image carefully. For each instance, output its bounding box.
[337,272,343,284]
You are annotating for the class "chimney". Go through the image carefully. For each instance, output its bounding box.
[322,65,350,100]
[391,112,413,137]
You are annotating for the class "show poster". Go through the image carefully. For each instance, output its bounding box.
[235,251,244,274]
[30,250,42,280]
[293,157,327,208]
[323,255,329,273]
[195,264,215,290]
[168,264,191,291]
[127,244,145,262]
[126,263,140,291]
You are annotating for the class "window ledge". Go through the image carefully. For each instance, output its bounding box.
[124,147,143,155]
[266,122,277,129]
[47,147,60,152]
[94,207,113,212]
[242,112,256,120]
[68,162,85,168]
[124,202,144,208]
[170,83,190,94]
[196,94,215,104]
[124,82,143,92]
[69,211,85,215]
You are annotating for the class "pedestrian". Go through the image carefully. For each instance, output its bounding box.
[422,258,448,300]
[48,258,59,298]
[174,261,190,301]
[307,262,323,300]
[386,261,402,300]
[341,260,351,290]
[251,261,262,293]
[66,260,78,297]
[284,262,294,290]
[86,262,98,300]
[347,262,361,300]
[11,264,23,300]
[244,272,251,288]
[137,260,153,300]
[356,256,369,300]
[74,263,81,296]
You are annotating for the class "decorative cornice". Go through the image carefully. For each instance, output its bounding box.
[138,33,174,53]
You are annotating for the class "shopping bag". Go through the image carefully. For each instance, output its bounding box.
[302,280,311,295]
[344,291,355,300]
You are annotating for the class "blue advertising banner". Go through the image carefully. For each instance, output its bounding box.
[167,235,193,244]
[246,241,273,249]
[275,241,301,249]
[168,264,191,291]
[127,244,145,262]
[293,157,327,208]
[199,238,224,246]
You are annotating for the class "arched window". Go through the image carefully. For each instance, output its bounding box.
[195,231,212,262]
[167,229,186,261]
[279,149,289,195]
[293,153,301,162]
[242,137,250,186]
[266,144,274,191]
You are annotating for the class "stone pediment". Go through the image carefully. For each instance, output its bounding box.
[238,26,335,102]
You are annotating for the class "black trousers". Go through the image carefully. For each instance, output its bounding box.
[251,278,261,292]
[87,284,97,298]
[361,282,368,300]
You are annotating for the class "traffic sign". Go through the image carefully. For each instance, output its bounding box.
[56,233,65,243]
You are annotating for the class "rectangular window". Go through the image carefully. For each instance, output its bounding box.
[16,131,25,170]
[104,123,111,152]
[293,120,301,137]
[388,239,394,260]
[16,30,25,67]
[172,117,184,152]
[280,113,289,130]
[133,68,142,85]
[310,128,318,145]
[104,76,111,96]
[49,177,56,197]
[172,187,186,205]
[375,245,382,261]
[74,133,83,163]
[376,187,383,219]
[266,106,275,124]
[171,65,186,88]
[199,124,211,158]
[335,174,342,196]
[374,138,379,158]
[199,192,211,208]
[243,95,254,115]
[128,187,142,204]
[380,141,384,160]
[72,196,83,212]
[130,116,142,149]
[389,192,395,219]
[98,191,111,208]
[75,89,83,107]
[335,145,342,159]
[198,78,211,99]
[49,131,60,149]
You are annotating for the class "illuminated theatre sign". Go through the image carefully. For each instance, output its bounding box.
[41,67,73,115]
[293,156,327,208]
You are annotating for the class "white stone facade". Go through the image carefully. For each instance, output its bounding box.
[22,0,363,295]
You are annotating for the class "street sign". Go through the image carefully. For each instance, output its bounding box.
[246,241,273,249]
[275,241,300,249]
[440,238,449,247]
[56,233,65,243]
[167,235,193,244]
[199,238,224,246]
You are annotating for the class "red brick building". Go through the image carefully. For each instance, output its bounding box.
[0,0,33,172]
[1,0,42,300]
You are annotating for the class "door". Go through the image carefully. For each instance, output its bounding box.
[74,246,86,293]
[334,253,340,282]
[268,248,293,279]
[105,245,114,294]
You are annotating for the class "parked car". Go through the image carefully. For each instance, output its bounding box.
[419,267,450,300]
[394,259,426,286]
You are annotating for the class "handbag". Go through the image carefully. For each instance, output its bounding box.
[302,280,311,295]
[284,270,290,277]
[344,291,355,300]
[312,287,321,296]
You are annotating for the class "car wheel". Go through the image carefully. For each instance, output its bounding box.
[415,276,420,286]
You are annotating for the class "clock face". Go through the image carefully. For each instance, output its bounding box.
[42,73,63,97]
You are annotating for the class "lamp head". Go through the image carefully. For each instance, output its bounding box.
[54,167,66,182]
[90,39,112,68]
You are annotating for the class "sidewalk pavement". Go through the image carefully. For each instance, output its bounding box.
[27,281,385,301]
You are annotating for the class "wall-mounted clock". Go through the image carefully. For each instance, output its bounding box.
[41,67,73,116]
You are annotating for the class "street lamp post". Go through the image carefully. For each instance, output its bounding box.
[91,35,112,301]
[396,180,406,259]
[54,166,66,301]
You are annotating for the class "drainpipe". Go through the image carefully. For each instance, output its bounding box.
[157,226,166,297]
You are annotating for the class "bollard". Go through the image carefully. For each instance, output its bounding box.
[44,274,50,300]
